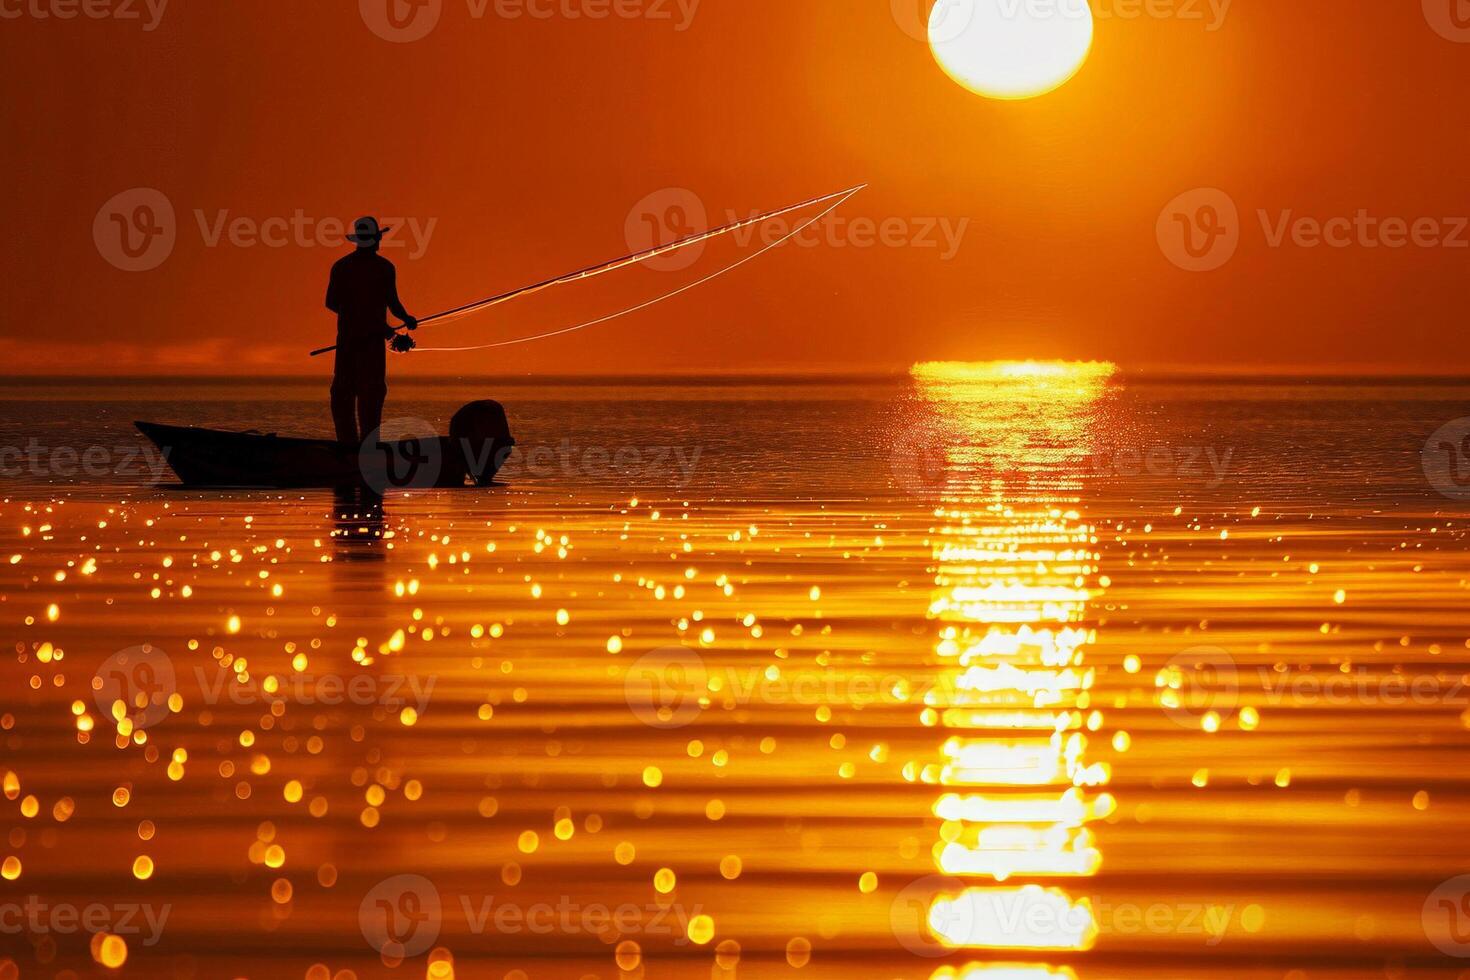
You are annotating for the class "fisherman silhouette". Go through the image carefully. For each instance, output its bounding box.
[326,216,418,444]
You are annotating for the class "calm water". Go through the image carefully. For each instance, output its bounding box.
[2,369,1470,979]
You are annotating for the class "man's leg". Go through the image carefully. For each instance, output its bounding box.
[359,381,385,444]
[358,348,387,443]
[330,374,359,444]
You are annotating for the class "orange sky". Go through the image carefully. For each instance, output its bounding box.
[5,0,1470,376]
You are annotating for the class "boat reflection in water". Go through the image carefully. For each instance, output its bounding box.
[906,362,1117,978]
[331,484,388,561]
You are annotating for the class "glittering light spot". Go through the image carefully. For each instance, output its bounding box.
[92,932,128,968]
[715,938,741,968]
[687,913,715,945]
[615,940,641,970]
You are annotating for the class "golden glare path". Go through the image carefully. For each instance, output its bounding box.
[910,364,1113,975]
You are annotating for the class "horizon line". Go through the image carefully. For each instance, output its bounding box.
[4,366,1470,386]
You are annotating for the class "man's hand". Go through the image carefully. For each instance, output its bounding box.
[402,316,419,332]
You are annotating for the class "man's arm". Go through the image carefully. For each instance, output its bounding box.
[386,264,416,329]
[325,264,341,314]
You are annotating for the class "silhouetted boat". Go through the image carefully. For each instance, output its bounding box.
[135,402,514,490]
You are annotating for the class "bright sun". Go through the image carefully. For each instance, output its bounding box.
[929,0,1094,101]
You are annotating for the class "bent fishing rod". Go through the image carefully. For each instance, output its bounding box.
[308,184,867,357]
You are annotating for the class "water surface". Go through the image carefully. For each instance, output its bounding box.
[2,370,1469,978]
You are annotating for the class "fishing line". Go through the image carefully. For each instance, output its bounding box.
[414,185,864,353]
[309,184,866,357]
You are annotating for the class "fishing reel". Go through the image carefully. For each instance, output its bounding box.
[390,332,416,354]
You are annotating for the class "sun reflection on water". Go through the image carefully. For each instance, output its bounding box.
[909,362,1116,966]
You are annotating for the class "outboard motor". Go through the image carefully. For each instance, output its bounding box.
[449,400,515,486]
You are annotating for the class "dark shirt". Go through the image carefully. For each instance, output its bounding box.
[325,250,411,348]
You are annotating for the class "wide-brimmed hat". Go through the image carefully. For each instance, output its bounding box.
[347,216,391,246]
